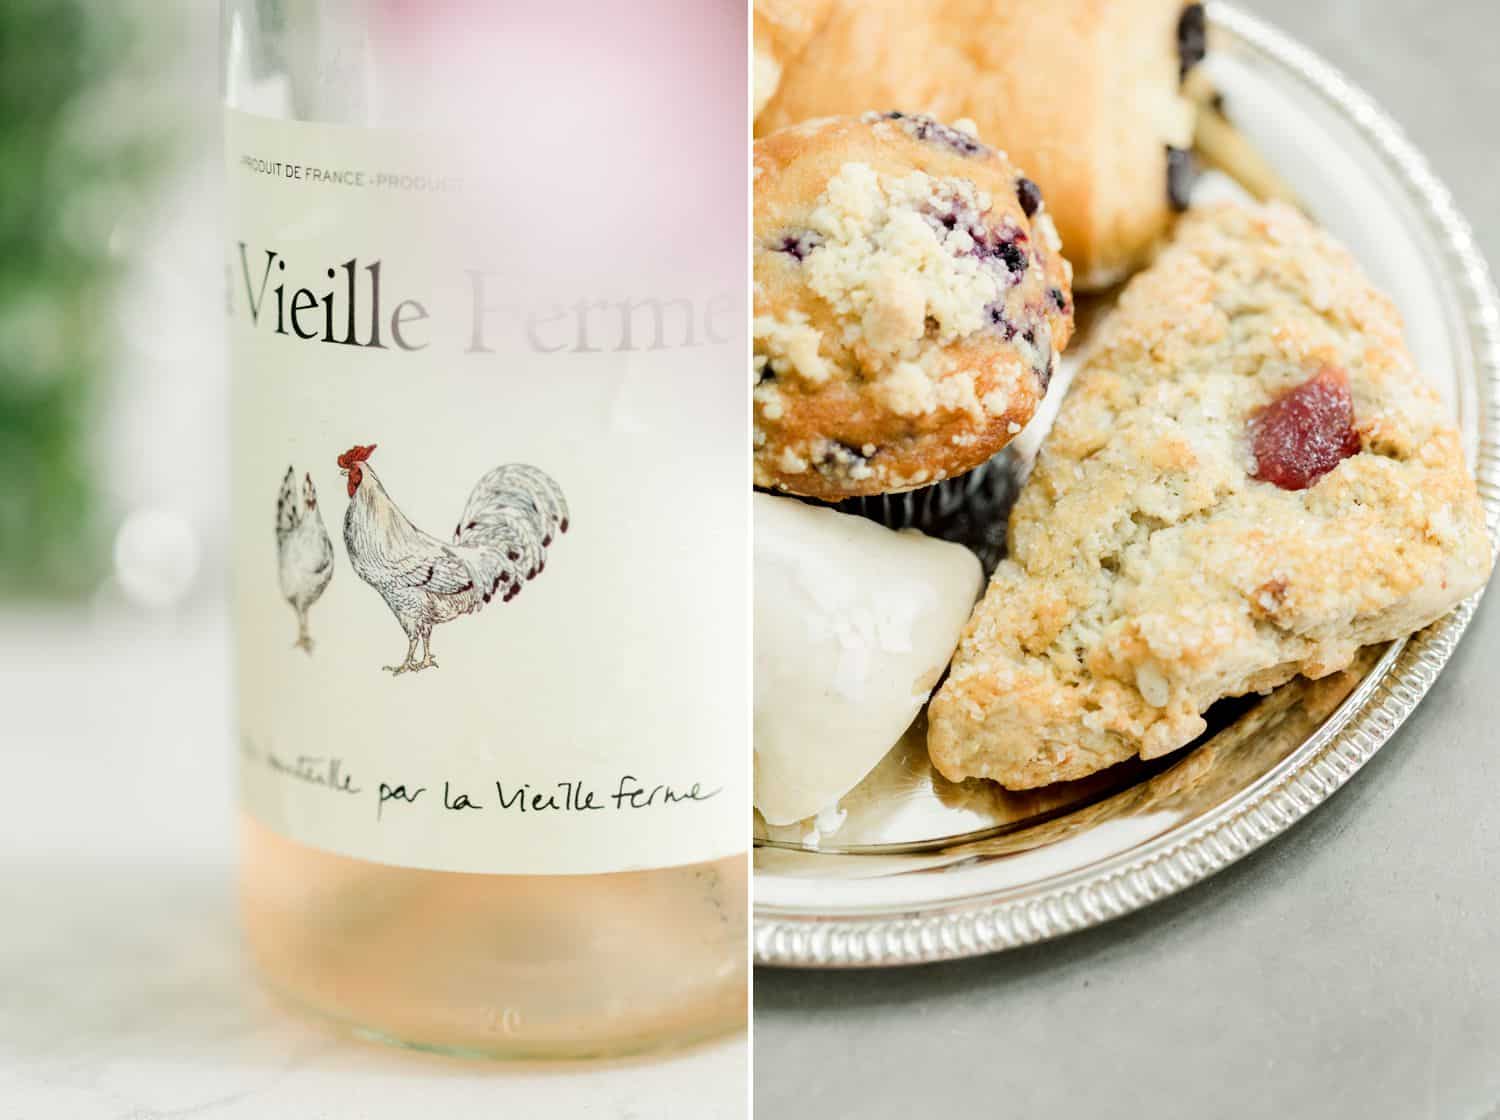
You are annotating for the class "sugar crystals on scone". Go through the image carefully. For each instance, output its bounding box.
[928,202,1494,790]
[754,113,1075,501]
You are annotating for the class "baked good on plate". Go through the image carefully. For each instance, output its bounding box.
[754,113,1074,500]
[755,0,1204,290]
[753,0,834,119]
[928,202,1494,789]
[754,493,982,826]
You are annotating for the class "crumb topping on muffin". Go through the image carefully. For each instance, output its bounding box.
[753,114,1074,499]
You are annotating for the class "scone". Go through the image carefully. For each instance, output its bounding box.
[756,0,1204,289]
[754,113,1075,500]
[928,202,1494,789]
[753,0,834,120]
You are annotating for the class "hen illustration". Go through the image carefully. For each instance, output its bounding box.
[275,467,335,653]
[337,444,568,675]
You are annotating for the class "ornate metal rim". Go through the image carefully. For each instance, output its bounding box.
[753,2,1500,968]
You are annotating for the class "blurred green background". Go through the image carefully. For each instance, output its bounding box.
[0,0,184,599]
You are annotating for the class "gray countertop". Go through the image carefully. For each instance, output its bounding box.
[753,4,1500,1117]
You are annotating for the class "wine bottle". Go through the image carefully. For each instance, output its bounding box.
[223,0,748,1058]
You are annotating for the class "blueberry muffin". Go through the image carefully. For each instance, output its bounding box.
[756,0,1205,290]
[754,113,1075,500]
[928,203,1494,789]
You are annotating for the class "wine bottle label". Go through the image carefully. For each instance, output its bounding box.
[227,108,747,874]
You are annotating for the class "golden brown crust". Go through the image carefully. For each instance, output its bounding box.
[753,0,835,119]
[753,114,1075,499]
[755,0,1196,289]
[928,203,1494,788]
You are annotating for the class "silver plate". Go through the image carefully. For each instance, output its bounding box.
[753,2,1500,968]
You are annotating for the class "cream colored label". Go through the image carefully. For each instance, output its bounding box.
[228,109,747,874]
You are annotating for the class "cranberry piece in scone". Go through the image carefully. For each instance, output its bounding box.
[1250,366,1362,490]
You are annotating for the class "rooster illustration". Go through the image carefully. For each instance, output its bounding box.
[275,467,335,653]
[337,444,568,675]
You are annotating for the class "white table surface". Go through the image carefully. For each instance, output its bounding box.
[0,608,746,1120]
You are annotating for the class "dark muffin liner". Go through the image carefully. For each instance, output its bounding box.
[834,450,1022,576]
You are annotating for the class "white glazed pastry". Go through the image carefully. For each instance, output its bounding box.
[753,493,983,826]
